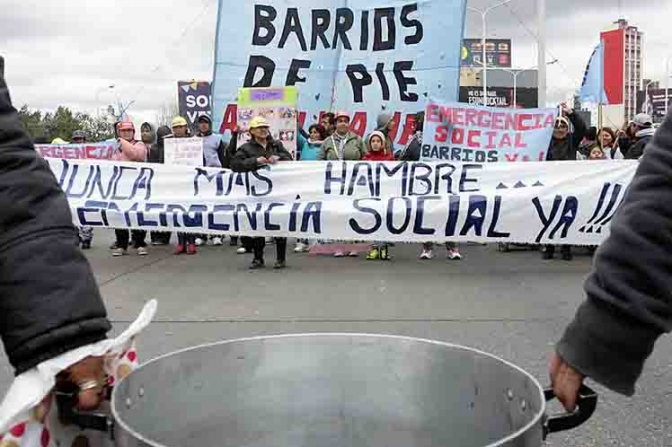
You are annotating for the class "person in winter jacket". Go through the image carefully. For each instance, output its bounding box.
[318,111,367,257]
[396,112,462,260]
[112,121,149,257]
[149,125,170,163]
[293,124,327,253]
[69,130,95,250]
[399,111,424,162]
[320,112,336,137]
[169,117,199,255]
[373,112,396,154]
[149,125,172,246]
[363,131,395,261]
[232,116,293,269]
[550,107,672,412]
[625,113,656,159]
[0,62,110,410]
[542,104,588,261]
[318,111,366,161]
[597,127,624,160]
[195,115,225,246]
[197,115,225,169]
[297,123,326,161]
[140,122,155,148]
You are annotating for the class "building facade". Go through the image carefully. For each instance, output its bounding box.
[601,19,644,123]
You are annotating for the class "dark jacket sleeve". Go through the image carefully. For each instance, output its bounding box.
[625,136,651,160]
[0,76,111,375]
[568,111,588,149]
[401,138,422,162]
[222,133,238,169]
[274,141,294,161]
[230,144,260,172]
[556,110,672,396]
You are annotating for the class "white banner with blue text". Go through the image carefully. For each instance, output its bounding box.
[48,159,637,244]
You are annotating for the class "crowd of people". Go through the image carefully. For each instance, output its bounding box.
[56,104,656,269]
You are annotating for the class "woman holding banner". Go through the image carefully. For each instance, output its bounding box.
[543,104,588,261]
[111,121,150,257]
[318,111,367,257]
[231,116,293,269]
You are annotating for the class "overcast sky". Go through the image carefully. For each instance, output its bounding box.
[2,0,671,125]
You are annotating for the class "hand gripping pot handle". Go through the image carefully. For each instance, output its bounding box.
[55,390,115,439]
[542,384,598,439]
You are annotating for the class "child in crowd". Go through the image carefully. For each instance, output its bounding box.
[589,145,605,160]
[364,131,394,260]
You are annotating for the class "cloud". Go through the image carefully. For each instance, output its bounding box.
[2,0,670,124]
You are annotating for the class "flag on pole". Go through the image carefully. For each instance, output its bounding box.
[580,42,609,104]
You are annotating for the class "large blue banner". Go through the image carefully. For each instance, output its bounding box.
[212,0,467,148]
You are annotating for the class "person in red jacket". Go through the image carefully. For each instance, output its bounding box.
[363,131,394,260]
[362,130,395,162]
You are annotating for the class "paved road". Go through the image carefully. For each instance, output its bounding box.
[1,230,670,447]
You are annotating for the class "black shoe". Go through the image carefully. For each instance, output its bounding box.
[81,241,91,250]
[542,250,554,260]
[249,259,265,270]
[561,251,573,261]
[273,260,286,270]
[110,241,118,250]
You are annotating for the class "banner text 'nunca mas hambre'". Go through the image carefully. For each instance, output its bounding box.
[49,159,636,245]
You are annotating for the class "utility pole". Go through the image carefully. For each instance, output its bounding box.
[537,0,547,107]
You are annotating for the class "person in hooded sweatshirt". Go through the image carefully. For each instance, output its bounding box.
[542,103,588,261]
[363,131,395,260]
[625,113,656,159]
[149,125,172,245]
[373,112,396,154]
[195,115,225,246]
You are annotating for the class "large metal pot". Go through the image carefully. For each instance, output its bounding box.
[61,334,596,447]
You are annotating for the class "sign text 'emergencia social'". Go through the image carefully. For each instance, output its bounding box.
[422,100,557,163]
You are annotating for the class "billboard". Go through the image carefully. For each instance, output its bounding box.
[177,81,212,130]
[459,86,537,108]
[636,88,672,123]
[600,29,624,105]
[461,39,512,68]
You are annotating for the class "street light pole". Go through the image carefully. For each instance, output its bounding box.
[467,0,513,107]
[537,0,546,107]
[665,55,672,115]
[95,84,115,117]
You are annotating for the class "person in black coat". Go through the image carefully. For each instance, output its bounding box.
[543,103,588,261]
[231,116,293,269]
[0,57,110,410]
[398,111,424,162]
[551,107,672,412]
[624,113,656,159]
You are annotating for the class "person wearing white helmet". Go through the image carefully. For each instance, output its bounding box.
[625,113,655,159]
[231,116,293,269]
[318,111,366,161]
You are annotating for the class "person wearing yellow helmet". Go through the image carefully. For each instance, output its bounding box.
[231,116,293,269]
[169,116,199,255]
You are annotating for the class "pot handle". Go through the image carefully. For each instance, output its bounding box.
[55,390,115,439]
[543,384,598,439]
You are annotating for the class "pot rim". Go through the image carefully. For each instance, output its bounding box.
[111,333,547,447]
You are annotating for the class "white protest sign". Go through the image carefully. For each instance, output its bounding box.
[48,159,637,245]
[163,137,204,166]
